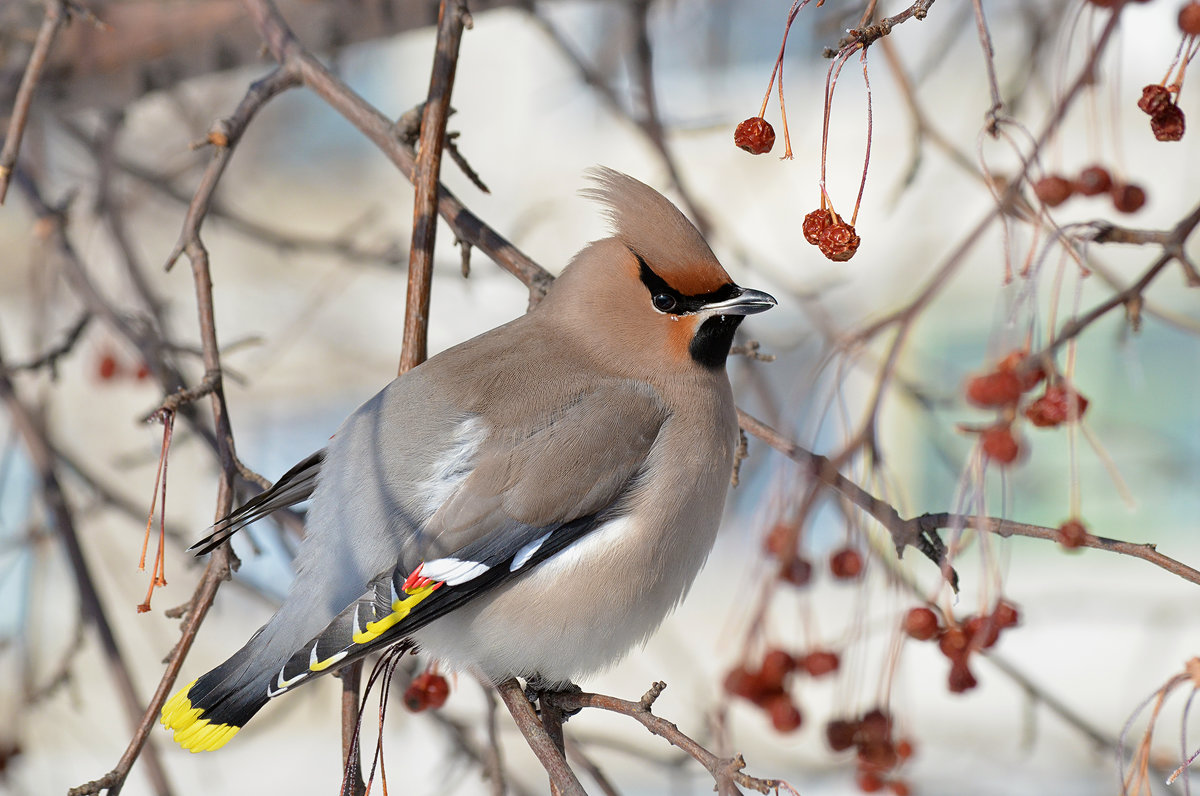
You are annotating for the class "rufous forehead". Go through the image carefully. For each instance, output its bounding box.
[625,250,731,295]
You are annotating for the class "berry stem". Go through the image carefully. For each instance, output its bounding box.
[850,50,874,227]
[820,46,857,215]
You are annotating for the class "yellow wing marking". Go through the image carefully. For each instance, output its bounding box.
[352,581,439,645]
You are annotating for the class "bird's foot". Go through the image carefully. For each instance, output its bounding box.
[524,675,583,720]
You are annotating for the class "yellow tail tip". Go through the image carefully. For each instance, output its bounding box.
[160,679,241,752]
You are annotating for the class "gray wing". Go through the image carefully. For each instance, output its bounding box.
[261,379,670,698]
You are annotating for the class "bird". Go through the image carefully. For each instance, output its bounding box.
[160,167,776,753]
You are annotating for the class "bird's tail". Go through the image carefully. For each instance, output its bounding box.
[160,642,276,752]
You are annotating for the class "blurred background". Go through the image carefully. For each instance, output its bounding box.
[1,0,1198,794]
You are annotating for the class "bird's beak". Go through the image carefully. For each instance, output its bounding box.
[702,287,777,316]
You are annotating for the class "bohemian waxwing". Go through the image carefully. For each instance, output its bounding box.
[161,168,776,752]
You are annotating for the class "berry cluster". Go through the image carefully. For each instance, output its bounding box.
[1033,166,1146,214]
[734,117,776,155]
[94,346,152,382]
[723,646,842,732]
[903,602,1019,694]
[825,708,914,794]
[764,524,864,585]
[964,350,1090,466]
[403,671,450,712]
[803,207,861,262]
[1138,84,1186,142]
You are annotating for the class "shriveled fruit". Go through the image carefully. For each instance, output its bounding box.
[1151,103,1186,141]
[780,556,813,587]
[1112,183,1147,213]
[938,626,969,660]
[996,350,1045,392]
[801,649,840,677]
[1033,175,1073,207]
[760,649,796,689]
[1180,2,1200,35]
[1056,519,1088,549]
[767,694,804,732]
[803,208,833,245]
[818,219,861,262]
[858,708,892,744]
[830,547,864,579]
[903,607,939,641]
[966,370,1023,408]
[856,771,885,793]
[948,660,978,693]
[980,425,1020,464]
[1138,84,1172,116]
[735,117,775,155]
[724,665,768,703]
[1074,165,1112,196]
[826,718,858,751]
[405,672,450,711]
[993,600,1020,628]
[97,353,119,381]
[1025,384,1089,427]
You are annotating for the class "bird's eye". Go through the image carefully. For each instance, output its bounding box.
[652,293,677,312]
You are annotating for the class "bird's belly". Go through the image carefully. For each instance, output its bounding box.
[410,512,717,685]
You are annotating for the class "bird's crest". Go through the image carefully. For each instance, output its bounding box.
[582,168,731,295]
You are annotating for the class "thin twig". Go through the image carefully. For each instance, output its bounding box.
[546,683,796,796]
[0,0,68,203]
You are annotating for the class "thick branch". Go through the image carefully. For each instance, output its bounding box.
[494,678,586,796]
[402,0,471,373]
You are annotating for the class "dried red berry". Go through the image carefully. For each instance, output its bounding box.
[964,614,1001,649]
[1074,165,1112,196]
[857,771,885,793]
[993,600,1020,629]
[858,708,892,745]
[97,353,119,381]
[858,739,899,771]
[903,607,940,641]
[1025,384,1090,427]
[1180,2,1200,35]
[724,665,768,703]
[803,208,833,245]
[826,719,858,751]
[888,780,912,796]
[135,362,151,380]
[895,738,914,760]
[1138,84,1173,116]
[801,650,840,677]
[830,547,864,579]
[1033,175,1073,207]
[1151,103,1186,141]
[948,660,978,693]
[780,556,813,587]
[760,649,796,689]
[404,672,450,712]
[965,370,1023,408]
[818,219,861,262]
[1111,183,1147,213]
[766,694,804,732]
[938,626,970,660]
[980,425,1020,464]
[996,351,1045,392]
[764,522,791,556]
[734,117,775,155]
[1056,519,1089,549]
